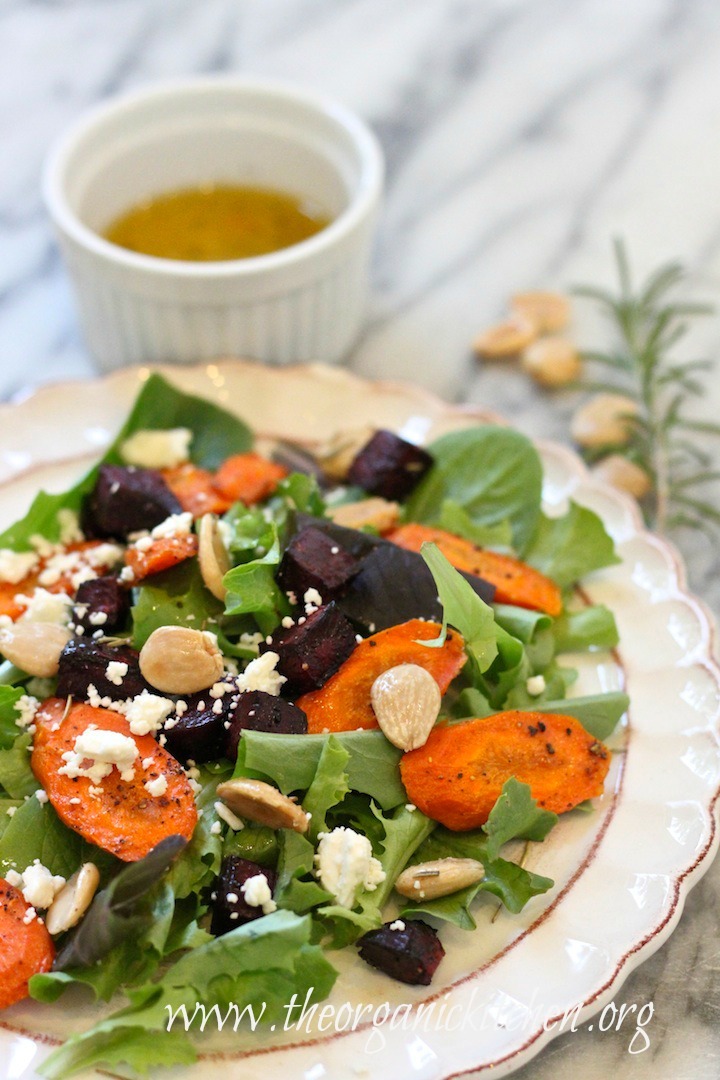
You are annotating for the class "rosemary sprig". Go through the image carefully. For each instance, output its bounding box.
[575,240,720,535]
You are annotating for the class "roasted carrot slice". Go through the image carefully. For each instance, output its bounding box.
[212,452,287,506]
[31,699,198,862]
[297,619,467,734]
[0,879,55,1008]
[162,464,233,518]
[400,711,610,830]
[124,533,199,581]
[387,524,563,617]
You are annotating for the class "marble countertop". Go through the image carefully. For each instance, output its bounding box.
[1,1,720,1078]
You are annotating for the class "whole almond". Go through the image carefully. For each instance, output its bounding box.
[198,514,231,601]
[395,858,485,900]
[45,862,100,935]
[0,622,72,678]
[511,291,571,333]
[592,454,652,500]
[370,663,441,751]
[473,314,538,360]
[139,625,224,694]
[521,337,581,387]
[327,497,401,532]
[216,777,309,833]
[571,393,639,448]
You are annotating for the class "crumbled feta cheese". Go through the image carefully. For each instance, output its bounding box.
[405,803,417,812]
[15,588,73,625]
[125,691,174,736]
[0,549,39,584]
[281,616,295,629]
[235,652,286,696]
[23,906,37,925]
[209,681,229,699]
[15,694,40,730]
[119,566,135,584]
[144,775,168,798]
[105,661,129,686]
[59,729,139,783]
[120,428,192,470]
[303,587,323,615]
[5,869,22,887]
[526,675,546,697]
[241,873,277,914]
[150,512,193,541]
[214,800,245,831]
[35,789,49,805]
[88,611,108,626]
[12,860,65,910]
[6,806,16,817]
[56,508,84,545]
[389,920,405,931]
[314,827,385,909]
[210,821,222,835]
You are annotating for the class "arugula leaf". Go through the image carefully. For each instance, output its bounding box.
[0,687,24,750]
[131,559,224,649]
[275,831,332,913]
[481,777,557,861]
[0,731,39,798]
[553,605,620,653]
[406,426,543,554]
[403,780,557,926]
[524,502,619,587]
[532,692,629,740]
[36,912,337,1080]
[0,373,252,552]
[438,500,513,548]
[302,736,350,840]
[420,542,498,671]
[222,509,289,633]
[234,729,406,810]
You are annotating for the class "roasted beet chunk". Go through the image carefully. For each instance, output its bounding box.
[277,526,360,603]
[210,857,277,935]
[82,464,181,540]
[72,575,130,635]
[358,919,445,986]
[262,602,357,695]
[56,639,149,702]
[225,690,307,761]
[348,430,434,501]
[161,690,228,765]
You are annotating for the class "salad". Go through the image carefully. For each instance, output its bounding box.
[0,373,628,1078]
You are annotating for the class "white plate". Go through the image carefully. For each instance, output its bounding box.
[1,360,719,1080]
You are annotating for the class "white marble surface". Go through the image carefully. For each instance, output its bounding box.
[1,1,720,1078]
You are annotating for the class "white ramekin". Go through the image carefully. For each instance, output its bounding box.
[43,78,384,370]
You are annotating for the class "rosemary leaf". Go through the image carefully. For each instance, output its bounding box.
[576,241,717,535]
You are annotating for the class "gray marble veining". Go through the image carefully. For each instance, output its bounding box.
[1,2,719,1077]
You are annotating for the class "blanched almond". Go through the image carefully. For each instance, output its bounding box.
[571,393,639,448]
[370,663,441,751]
[198,514,231,601]
[592,454,652,499]
[511,291,571,333]
[521,337,581,387]
[216,777,309,833]
[395,858,485,900]
[327,497,401,532]
[473,314,538,359]
[0,622,72,677]
[315,426,376,481]
[139,625,224,694]
[45,862,100,935]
